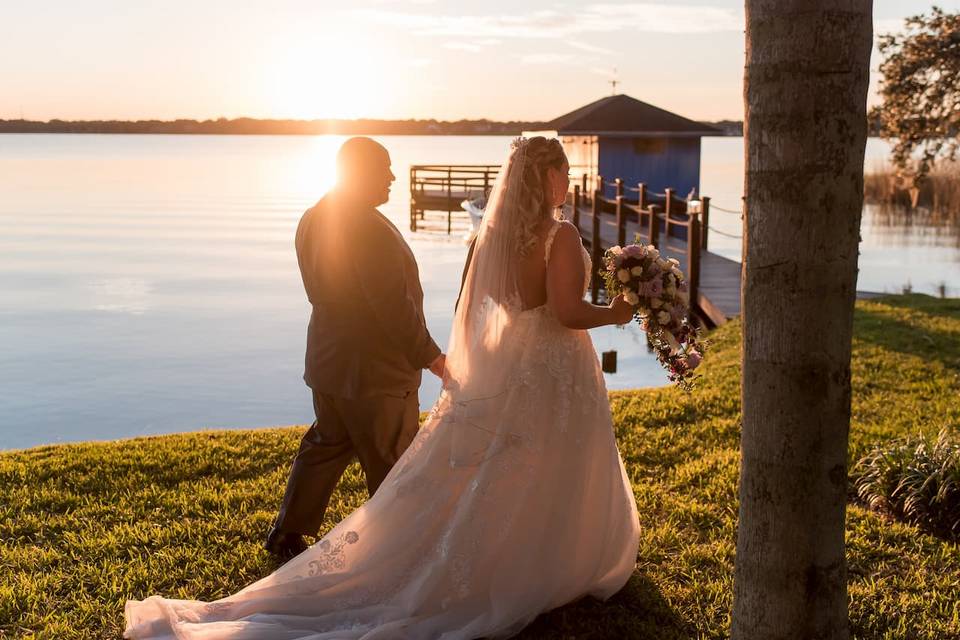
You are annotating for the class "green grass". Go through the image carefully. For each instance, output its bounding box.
[2,294,959,639]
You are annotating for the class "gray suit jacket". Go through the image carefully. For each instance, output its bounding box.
[295,193,441,398]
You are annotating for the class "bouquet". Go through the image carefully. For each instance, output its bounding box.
[601,242,706,391]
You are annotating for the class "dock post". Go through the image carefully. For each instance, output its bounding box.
[665,188,675,241]
[572,185,581,231]
[581,174,588,199]
[649,204,661,248]
[638,182,648,240]
[688,211,701,312]
[615,195,626,247]
[446,167,453,235]
[615,178,624,200]
[409,166,417,232]
[700,196,711,249]
[591,190,602,304]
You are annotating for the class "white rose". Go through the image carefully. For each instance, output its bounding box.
[656,257,670,269]
[610,245,624,256]
[657,310,671,324]
[617,269,631,283]
[671,266,683,278]
[630,266,644,276]
[624,291,640,306]
[650,297,663,309]
[647,248,660,260]
[668,257,680,266]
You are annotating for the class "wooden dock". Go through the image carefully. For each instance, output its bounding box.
[566,178,741,327]
[409,165,498,233]
[410,167,893,327]
[566,178,887,326]
[407,165,742,326]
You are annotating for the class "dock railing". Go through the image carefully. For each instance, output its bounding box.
[409,165,499,233]
[568,174,711,314]
[408,164,721,321]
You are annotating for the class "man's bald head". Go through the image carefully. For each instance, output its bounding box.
[334,137,395,207]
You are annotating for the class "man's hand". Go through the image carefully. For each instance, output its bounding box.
[428,353,446,379]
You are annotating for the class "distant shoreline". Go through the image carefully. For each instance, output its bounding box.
[0,117,745,137]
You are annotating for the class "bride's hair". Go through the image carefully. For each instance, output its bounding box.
[509,136,567,257]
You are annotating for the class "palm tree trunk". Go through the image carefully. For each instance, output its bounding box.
[733,2,873,638]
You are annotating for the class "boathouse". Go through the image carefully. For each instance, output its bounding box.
[524,94,721,199]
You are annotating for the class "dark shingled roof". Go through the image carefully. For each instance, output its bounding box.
[546,94,721,136]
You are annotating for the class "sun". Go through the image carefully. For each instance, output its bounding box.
[266,34,395,120]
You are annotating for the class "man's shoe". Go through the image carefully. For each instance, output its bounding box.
[264,527,308,562]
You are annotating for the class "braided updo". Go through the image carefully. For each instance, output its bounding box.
[509,136,567,257]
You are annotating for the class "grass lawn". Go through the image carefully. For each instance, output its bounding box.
[1,294,958,639]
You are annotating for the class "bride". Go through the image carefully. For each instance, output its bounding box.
[125,136,640,640]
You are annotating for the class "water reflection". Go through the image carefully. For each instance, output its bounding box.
[88,277,153,314]
[863,203,960,251]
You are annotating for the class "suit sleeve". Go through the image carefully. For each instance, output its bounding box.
[347,217,441,370]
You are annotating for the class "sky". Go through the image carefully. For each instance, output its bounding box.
[0,0,953,123]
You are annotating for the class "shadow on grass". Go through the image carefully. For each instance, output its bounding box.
[854,307,960,372]
[512,573,693,640]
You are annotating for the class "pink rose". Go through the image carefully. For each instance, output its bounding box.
[644,278,663,297]
[623,244,645,258]
[687,350,702,370]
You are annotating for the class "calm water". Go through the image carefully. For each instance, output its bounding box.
[1,135,957,450]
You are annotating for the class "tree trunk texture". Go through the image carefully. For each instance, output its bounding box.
[733,2,872,639]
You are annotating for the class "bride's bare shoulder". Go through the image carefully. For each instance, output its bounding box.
[553,220,582,244]
[546,220,585,266]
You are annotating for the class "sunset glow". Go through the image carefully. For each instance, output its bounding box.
[300,135,344,193]
[0,1,949,122]
[265,34,400,120]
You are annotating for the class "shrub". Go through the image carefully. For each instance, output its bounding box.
[853,428,960,539]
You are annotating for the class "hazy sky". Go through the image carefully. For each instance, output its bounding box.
[0,1,952,123]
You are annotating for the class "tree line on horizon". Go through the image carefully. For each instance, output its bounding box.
[0,116,745,136]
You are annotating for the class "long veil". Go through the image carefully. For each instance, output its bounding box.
[440,138,538,467]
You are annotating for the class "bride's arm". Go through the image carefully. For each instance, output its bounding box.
[547,222,634,329]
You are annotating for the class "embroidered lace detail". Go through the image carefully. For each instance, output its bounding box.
[543,220,562,265]
[306,530,360,576]
[200,601,233,617]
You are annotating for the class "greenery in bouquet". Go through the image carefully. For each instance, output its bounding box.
[601,241,707,391]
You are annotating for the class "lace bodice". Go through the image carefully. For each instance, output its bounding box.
[544,220,592,294]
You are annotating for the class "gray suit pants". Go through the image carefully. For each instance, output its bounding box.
[274,389,419,536]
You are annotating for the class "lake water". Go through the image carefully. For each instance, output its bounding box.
[1,134,957,451]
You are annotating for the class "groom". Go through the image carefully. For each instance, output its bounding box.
[266,137,445,559]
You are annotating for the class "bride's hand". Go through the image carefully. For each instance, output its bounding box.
[608,295,635,325]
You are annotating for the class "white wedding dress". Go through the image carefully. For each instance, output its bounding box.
[125,142,640,640]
